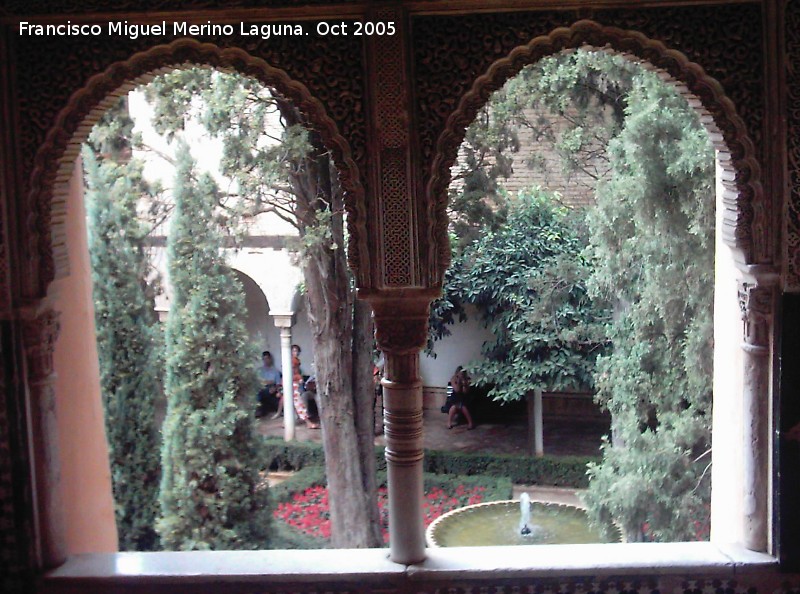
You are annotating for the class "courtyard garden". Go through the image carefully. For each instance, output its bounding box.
[260,438,594,548]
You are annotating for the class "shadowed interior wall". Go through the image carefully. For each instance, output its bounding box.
[50,158,117,554]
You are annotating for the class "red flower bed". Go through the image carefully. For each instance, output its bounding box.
[274,484,486,543]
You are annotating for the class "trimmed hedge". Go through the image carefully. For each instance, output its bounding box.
[269,521,329,550]
[423,450,592,488]
[420,472,513,501]
[262,439,328,472]
[261,437,594,488]
[269,465,327,504]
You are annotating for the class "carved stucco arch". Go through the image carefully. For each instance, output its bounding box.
[24,37,367,299]
[427,19,764,281]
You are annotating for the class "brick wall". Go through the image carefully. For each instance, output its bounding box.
[453,102,613,209]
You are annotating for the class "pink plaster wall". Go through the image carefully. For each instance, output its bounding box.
[50,157,118,553]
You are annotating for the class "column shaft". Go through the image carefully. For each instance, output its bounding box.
[739,280,775,552]
[279,326,295,441]
[382,352,425,563]
[368,293,435,564]
[21,308,67,568]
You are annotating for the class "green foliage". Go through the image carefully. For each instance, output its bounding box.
[87,96,142,160]
[262,438,329,472]
[429,51,637,350]
[582,65,715,542]
[260,438,594,488]
[158,143,271,550]
[455,189,610,400]
[419,472,513,500]
[145,68,383,549]
[84,98,162,552]
[269,520,332,550]
[269,466,329,504]
[267,466,512,549]
[144,68,313,236]
[269,464,513,505]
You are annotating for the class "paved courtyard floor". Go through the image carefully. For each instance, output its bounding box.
[257,407,608,459]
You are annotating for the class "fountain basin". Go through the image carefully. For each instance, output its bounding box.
[426,499,620,547]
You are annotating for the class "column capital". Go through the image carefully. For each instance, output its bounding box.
[20,306,61,383]
[270,311,295,329]
[362,289,438,355]
[738,281,775,350]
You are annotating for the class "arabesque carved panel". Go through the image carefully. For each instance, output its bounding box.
[4,0,359,14]
[787,0,800,290]
[414,4,763,183]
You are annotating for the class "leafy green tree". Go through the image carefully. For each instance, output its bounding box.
[83,98,162,551]
[429,51,631,347]
[144,69,382,548]
[157,142,271,550]
[454,189,610,400]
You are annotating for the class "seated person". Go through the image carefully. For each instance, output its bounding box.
[256,351,282,418]
[447,366,475,430]
[301,375,320,429]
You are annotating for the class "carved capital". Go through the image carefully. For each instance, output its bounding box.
[786,0,800,289]
[366,291,437,355]
[738,282,773,350]
[374,318,428,355]
[21,309,61,383]
[270,311,295,329]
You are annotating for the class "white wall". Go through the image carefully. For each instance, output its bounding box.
[420,305,495,387]
[151,246,312,371]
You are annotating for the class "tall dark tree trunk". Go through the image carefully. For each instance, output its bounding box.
[352,298,382,544]
[291,133,381,548]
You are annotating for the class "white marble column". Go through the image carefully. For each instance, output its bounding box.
[370,294,432,565]
[738,275,777,552]
[533,388,544,457]
[271,312,296,442]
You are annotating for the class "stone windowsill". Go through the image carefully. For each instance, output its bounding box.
[42,542,778,589]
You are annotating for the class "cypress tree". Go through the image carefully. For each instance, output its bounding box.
[581,69,715,542]
[83,98,162,551]
[157,141,270,550]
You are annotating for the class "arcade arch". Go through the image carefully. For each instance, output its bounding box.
[28,43,359,560]
[423,23,776,555]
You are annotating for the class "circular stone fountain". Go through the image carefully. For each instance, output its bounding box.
[426,494,620,547]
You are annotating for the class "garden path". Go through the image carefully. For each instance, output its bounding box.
[257,407,607,458]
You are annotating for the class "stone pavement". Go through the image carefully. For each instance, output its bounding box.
[257,407,608,459]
